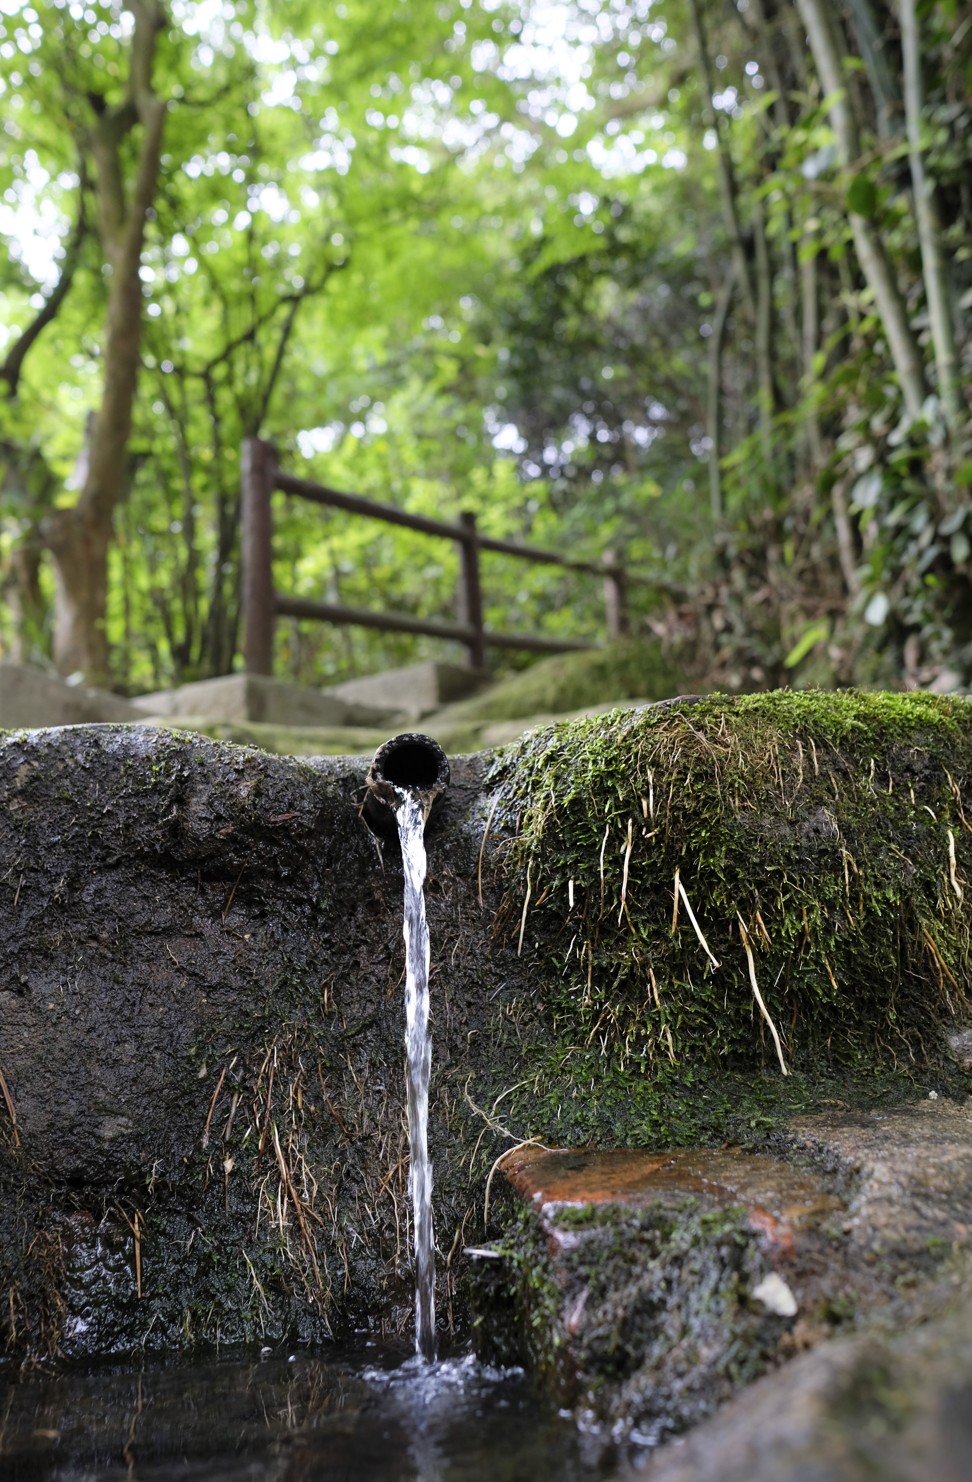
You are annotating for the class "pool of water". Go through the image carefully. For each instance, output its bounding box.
[0,1342,634,1481]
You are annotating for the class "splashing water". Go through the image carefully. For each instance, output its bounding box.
[396,790,437,1360]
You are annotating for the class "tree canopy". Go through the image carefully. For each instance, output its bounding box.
[1,0,969,695]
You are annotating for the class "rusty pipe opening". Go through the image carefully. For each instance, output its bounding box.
[364,732,450,837]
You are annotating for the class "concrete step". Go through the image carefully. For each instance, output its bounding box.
[325,660,491,721]
[0,662,141,728]
[131,672,397,728]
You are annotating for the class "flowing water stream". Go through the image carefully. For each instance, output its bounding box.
[395,790,437,1360]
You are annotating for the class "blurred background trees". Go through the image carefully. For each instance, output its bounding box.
[1,0,969,696]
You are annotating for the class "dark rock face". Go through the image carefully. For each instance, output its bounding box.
[3,725,362,1186]
[0,724,509,1359]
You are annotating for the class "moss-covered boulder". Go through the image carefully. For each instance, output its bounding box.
[435,638,693,725]
[487,689,972,1144]
[1,691,971,1383]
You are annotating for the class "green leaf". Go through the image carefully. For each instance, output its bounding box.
[784,619,831,669]
[951,532,971,566]
[846,173,878,218]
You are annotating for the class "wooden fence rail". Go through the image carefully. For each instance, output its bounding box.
[241,436,631,674]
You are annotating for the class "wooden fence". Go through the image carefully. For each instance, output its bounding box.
[240,436,632,674]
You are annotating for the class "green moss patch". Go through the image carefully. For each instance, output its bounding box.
[438,638,692,726]
[471,1197,789,1445]
[488,690,972,1085]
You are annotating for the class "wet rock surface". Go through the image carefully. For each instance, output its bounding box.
[470,1145,849,1446]
[4,708,972,1477]
[0,724,513,1359]
[635,1280,972,1482]
[792,1099,972,1265]
[472,1103,972,1475]
[500,1145,842,1253]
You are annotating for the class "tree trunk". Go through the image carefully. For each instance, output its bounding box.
[800,244,823,470]
[686,0,755,321]
[707,272,735,523]
[844,0,901,140]
[752,193,778,487]
[44,0,167,687]
[4,540,46,663]
[831,478,862,599]
[899,0,963,438]
[796,0,928,422]
[44,505,113,679]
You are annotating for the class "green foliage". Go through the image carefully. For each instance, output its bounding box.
[846,171,879,219]
[0,0,970,692]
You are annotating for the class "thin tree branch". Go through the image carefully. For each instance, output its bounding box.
[252,261,350,432]
[686,0,755,319]
[1,166,89,398]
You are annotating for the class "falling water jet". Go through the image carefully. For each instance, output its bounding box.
[366,733,450,1362]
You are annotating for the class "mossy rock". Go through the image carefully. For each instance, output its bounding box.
[435,637,692,727]
[472,1197,782,1443]
[485,689,972,1142]
[2,693,972,1367]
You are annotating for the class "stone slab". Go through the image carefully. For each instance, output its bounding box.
[0,662,141,727]
[131,673,393,728]
[793,1099,972,1260]
[325,661,490,720]
[501,1145,842,1257]
[474,1105,972,1464]
[469,1144,846,1446]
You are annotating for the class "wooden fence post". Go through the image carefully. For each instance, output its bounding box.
[241,436,276,675]
[457,511,486,670]
[603,549,629,640]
